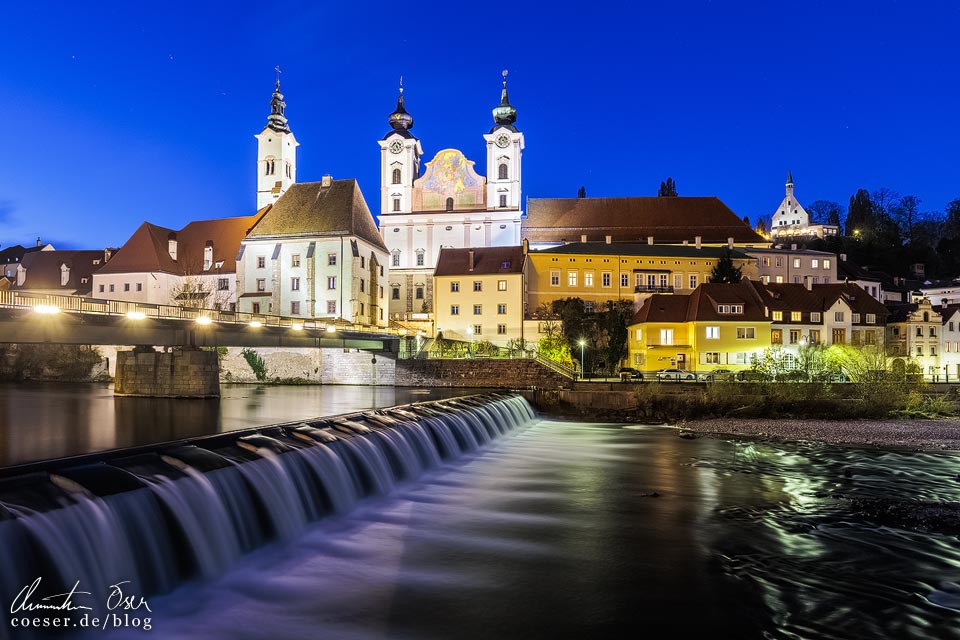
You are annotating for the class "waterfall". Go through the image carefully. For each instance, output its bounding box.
[0,394,535,621]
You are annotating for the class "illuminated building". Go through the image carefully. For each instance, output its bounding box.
[770,172,840,239]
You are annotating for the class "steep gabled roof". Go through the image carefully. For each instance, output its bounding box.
[630,279,767,324]
[747,281,890,318]
[525,197,766,245]
[16,250,106,294]
[434,246,525,277]
[531,242,752,259]
[247,180,387,252]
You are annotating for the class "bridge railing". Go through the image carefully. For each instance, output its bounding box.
[0,291,396,336]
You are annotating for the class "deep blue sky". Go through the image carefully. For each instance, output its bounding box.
[1,1,958,249]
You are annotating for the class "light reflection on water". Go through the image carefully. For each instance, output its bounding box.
[0,383,482,467]
[110,421,960,640]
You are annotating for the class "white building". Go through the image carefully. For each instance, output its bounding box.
[770,172,840,239]
[747,246,837,286]
[378,75,524,319]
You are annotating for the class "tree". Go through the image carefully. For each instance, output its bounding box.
[709,249,743,283]
[846,189,874,237]
[755,217,768,235]
[598,300,633,372]
[807,200,845,226]
[577,186,586,198]
[892,195,922,244]
[743,215,750,227]
[827,208,842,228]
[658,177,677,197]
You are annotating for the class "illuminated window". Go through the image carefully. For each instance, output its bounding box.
[327,276,336,290]
[706,326,719,339]
[791,311,801,322]
[568,271,578,286]
[705,352,720,364]
[498,280,507,291]
[736,327,755,339]
[584,272,594,287]
[771,329,782,344]
[772,311,783,321]
[811,259,819,268]
[292,254,301,267]
[291,277,300,291]
[660,329,674,345]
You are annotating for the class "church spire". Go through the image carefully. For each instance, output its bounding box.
[787,170,794,185]
[492,69,517,129]
[388,76,414,132]
[266,68,291,134]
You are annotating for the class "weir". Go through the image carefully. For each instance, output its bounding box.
[0,393,535,631]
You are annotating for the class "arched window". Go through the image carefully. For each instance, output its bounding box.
[392,251,400,267]
[498,163,508,180]
[392,168,401,184]
[445,197,454,211]
[924,312,930,322]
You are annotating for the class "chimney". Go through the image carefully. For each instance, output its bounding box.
[36,237,41,248]
[647,236,654,245]
[727,237,734,250]
[522,238,529,255]
[695,236,702,249]
[321,175,333,188]
[605,235,612,244]
[791,243,797,251]
[104,248,113,262]
[840,253,847,262]
[468,249,475,272]
[581,234,587,243]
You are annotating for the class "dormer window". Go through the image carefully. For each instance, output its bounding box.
[60,264,69,286]
[717,304,744,314]
[203,243,214,271]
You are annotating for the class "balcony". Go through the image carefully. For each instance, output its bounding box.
[634,285,675,294]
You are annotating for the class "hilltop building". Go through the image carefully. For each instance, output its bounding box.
[770,172,840,239]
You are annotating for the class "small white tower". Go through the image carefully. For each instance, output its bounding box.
[378,77,423,217]
[483,70,524,210]
[255,72,299,210]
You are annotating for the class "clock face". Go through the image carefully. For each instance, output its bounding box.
[496,134,510,148]
[389,140,403,154]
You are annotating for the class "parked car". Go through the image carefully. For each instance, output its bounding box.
[699,368,734,382]
[656,368,696,381]
[618,367,644,382]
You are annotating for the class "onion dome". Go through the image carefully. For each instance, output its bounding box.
[492,70,517,127]
[266,78,290,134]
[388,77,414,132]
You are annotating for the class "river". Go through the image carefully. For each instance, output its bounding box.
[0,383,481,467]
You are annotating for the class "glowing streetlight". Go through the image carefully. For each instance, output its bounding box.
[291,322,303,331]
[195,316,212,326]
[326,325,336,333]
[578,339,586,380]
[126,311,146,320]
[249,320,263,328]
[34,304,59,315]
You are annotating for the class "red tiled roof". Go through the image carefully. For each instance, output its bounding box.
[631,279,768,324]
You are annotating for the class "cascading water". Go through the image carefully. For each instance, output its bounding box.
[0,393,535,638]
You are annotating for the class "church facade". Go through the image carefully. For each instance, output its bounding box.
[378,75,524,319]
[770,172,840,239]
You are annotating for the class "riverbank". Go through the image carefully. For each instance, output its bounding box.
[677,417,960,452]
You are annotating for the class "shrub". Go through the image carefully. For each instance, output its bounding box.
[240,348,268,381]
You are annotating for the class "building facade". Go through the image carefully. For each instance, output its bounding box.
[886,299,942,378]
[747,246,837,285]
[378,76,524,319]
[770,172,840,239]
[255,78,298,210]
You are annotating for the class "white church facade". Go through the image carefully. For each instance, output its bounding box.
[378,75,525,319]
[771,172,840,239]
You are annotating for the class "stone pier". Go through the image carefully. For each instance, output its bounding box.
[114,349,220,397]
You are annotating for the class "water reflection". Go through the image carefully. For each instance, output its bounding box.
[0,383,482,467]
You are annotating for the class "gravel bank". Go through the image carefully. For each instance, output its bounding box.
[678,417,960,451]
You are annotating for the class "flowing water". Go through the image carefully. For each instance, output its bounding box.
[1,397,959,639]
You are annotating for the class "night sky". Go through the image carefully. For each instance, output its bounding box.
[1,0,958,250]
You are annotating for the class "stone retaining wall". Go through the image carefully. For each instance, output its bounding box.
[115,349,220,397]
[396,359,572,389]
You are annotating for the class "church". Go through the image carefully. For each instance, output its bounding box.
[378,74,525,320]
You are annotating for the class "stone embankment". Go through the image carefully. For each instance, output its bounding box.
[396,359,571,388]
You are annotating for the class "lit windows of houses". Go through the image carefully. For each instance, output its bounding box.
[772,311,783,321]
[584,272,594,287]
[706,326,720,339]
[791,311,801,322]
[736,327,756,339]
[291,277,300,291]
[568,271,578,287]
[498,280,507,291]
[660,329,674,345]
[327,276,337,290]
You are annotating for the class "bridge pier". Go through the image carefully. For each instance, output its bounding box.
[114,348,220,398]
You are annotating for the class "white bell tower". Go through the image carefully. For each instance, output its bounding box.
[378,78,422,217]
[483,70,524,211]
[255,70,299,210]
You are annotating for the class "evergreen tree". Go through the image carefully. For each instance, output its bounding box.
[709,250,743,283]
[658,177,678,197]
[846,189,874,236]
[577,186,586,198]
[743,215,750,227]
[827,208,842,228]
[755,218,768,235]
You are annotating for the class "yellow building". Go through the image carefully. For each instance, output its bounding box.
[627,280,771,374]
[433,246,526,347]
[524,240,758,313]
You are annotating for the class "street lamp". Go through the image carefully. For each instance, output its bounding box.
[578,339,586,380]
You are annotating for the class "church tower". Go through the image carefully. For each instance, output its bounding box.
[483,70,524,211]
[378,78,423,217]
[255,76,299,210]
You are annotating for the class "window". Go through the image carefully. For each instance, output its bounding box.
[392,287,400,300]
[361,257,365,269]
[791,311,801,322]
[445,197,454,211]
[789,330,800,344]
[851,313,860,324]
[824,259,831,269]
[862,313,874,324]
[823,277,830,284]
[793,258,801,268]
[736,327,756,339]
[660,329,674,345]
[497,304,507,315]
[811,312,821,323]
[812,276,819,284]
[635,328,642,341]
[762,257,771,267]
[218,278,229,291]
[835,312,844,322]
[809,330,820,343]
[931,345,938,356]
[291,254,301,268]
[291,277,300,291]
[416,251,425,267]
[776,276,784,284]
[99,284,104,293]
[501,261,511,269]
[498,280,507,291]
[584,272,594,287]
[451,305,460,315]
[568,271,578,287]
[474,281,482,292]
[393,198,401,212]
[327,301,336,314]
[601,272,611,287]
[256,278,266,292]
[392,168,401,184]
[930,327,937,337]
[473,304,482,315]
[621,273,629,287]
[257,256,266,269]
[392,252,400,267]
[498,163,508,180]
[252,303,261,314]
[771,329,783,344]
[415,286,424,299]
[811,259,819,268]
[550,270,560,286]
[499,195,507,208]
[360,279,365,293]
[772,311,783,321]
[776,258,784,268]
[865,330,876,345]
[705,352,720,364]
[674,274,683,290]
[473,324,482,335]
[328,254,337,266]
[451,281,460,292]
[951,321,956,332]
[689,275,698,289]
[706,326,719,339]
[917,345,923,356]
[124,283,130,292]
[327,276,337,289]
[291,301,301,315]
